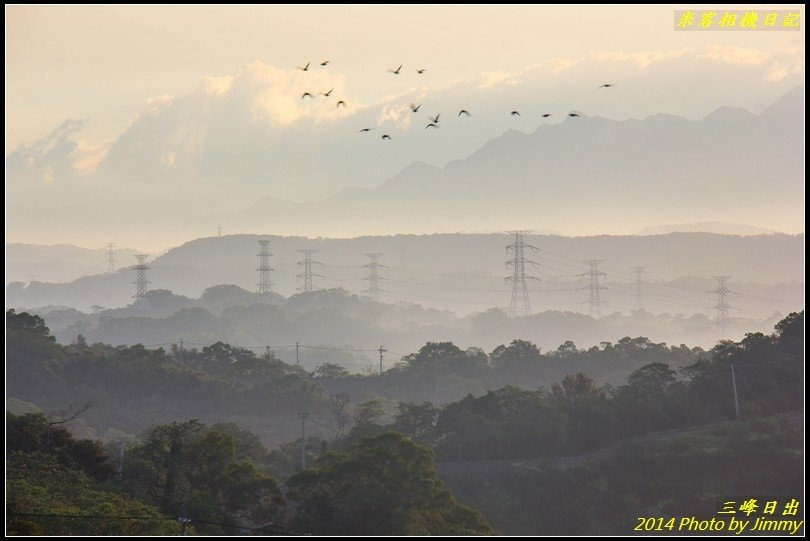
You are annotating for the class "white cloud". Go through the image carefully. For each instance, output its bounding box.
[478,70,520,89]
[587,48,692,69]
[698,45,768,66]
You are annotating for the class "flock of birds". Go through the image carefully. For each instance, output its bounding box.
[296,60,613,141]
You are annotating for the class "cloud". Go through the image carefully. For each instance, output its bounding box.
[587,48,692,69]
[478,70,520,89]
[376,103,412,130]
[6,118,88,184]
[698,45,768,66]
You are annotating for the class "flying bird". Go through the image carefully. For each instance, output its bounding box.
[322,88,334,97]
[359,127,375,132]
[381,134,392,140]
[388,64,403,74]
[297,61,311,71]
[598,83,614,88]
[568,113,580,117]
[337,100,346,108]
[410,103,421,113]
[510,111,521,116]
[425,123,439,129]
[458,110,471,117]
[417,68,426,74]
[320,60,330,66]
[429,113,440,123]
[301,92,313,99]
[541,113,552,118]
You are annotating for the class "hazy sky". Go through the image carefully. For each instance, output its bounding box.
[5,5,805,250]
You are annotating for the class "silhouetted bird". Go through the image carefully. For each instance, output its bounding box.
[301,92,313,99]
[381,134,392,140]
[388,64,403,74]
[359,127,375,132]
[429,113,440,123]
[297,61,311,71]
[320,60,330,66]
[458,110,471,117]
[568,113,580,117]
[322,88,334,97]
[542,113,552,118]
[410,103,421,113]
[598,83,614,88]
[337,100,346,108]
[425,123,439,129]
[511,111,521,116]
[417,68,426,74]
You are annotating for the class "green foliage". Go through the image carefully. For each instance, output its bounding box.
[392,401,438,443]
[445,417,803,535]
[314,362,350,378]
[120,420,284,534]
[435,386,569,461]
[287,432,493,535]
[6,310,329,446]
[6,412,173,535]
[7,413,115,481]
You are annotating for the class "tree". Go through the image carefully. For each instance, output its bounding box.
[314,363,350,379]
[392,401,438,442]
[120,420,284,533]
[353,399,385,427]
[286,432,493,535]
[490,339,543,368]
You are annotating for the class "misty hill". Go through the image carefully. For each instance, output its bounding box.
[6,233,803,321]
[6,243,140,285]
[638,222,776,235]
[198,86,804,238]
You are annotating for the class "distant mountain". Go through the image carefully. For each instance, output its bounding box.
[6,243,141,285]
[199,86,804,238]
[638,222,777,236]
[6,232,803,319]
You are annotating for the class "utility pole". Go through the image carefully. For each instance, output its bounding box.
[296,341,300,367]
[217,225,221,237]
[582,259,607,319]
[363,253,385,302]
[132,254,150,312]
[505,230,539,317]
[710,276,737,336]
[256,240,274,295]
[105,243,116,274]
[297,249,324,292]
[300,412,309,470]
[631,266,646,311]
[730,358,740,421]
[179,338,184,365]
[379,345,387,375]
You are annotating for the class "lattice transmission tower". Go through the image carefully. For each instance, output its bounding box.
[257,240,274,295]
[582,259,607,318]
[505,230,539,317]
[297,249,324,292]
[363,253,385,302]
[132,254,150,312]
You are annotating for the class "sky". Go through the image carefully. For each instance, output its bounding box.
[5,5,805,251]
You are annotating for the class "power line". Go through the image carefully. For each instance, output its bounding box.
[297,249,324,292]
[256,240,274,295]
[710,276,738,335]
[132,254,150,313]
[505,230,539,317]
[105,243,116,274]
[363,253,385,302]
[582,259,607,319]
